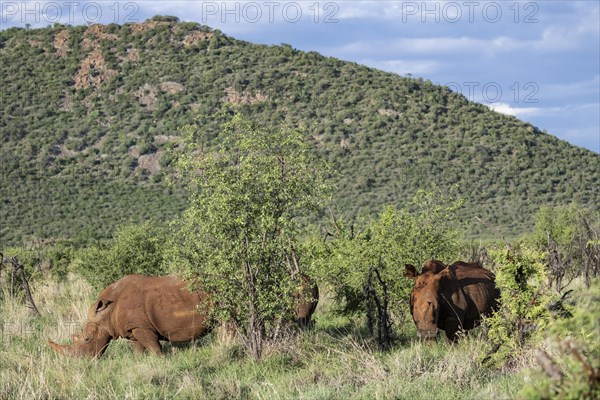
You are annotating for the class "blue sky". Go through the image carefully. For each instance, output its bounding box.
[2,1,599,152]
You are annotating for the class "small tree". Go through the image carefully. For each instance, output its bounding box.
[169,112,330,359]
[311,189,463,349]
[531,204,600,289]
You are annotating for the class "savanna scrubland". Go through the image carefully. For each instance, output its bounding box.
[1,114,598,399]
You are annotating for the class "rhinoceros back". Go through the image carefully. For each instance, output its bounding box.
[144,277,210,341]
[106,275,210,342]
[446,264,498,323]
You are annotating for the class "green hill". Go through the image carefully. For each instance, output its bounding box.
[1,18,599,246]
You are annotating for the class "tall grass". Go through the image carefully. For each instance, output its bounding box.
[1,275,543,399]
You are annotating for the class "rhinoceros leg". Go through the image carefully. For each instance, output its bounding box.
[443,317,461,342]
[131,328,161,354]
[130,340,146,354]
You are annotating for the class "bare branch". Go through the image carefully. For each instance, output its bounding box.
[0,255,41,317]
[534,349,563,384]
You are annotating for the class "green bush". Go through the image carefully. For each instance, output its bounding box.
[75,222,168,290]
[485,245,551,366]
[521,279,600,399]
[1,240,74,296]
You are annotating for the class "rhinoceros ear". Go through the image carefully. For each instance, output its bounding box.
[95,299,113,313]
[405,264,418,279]
[88,299,114,321]
[422,259,446,274]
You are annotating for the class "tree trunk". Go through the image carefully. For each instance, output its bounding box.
[364,265,374,337]
[244,251,263,360]
[247,305,263,360]
[364,262,392,350]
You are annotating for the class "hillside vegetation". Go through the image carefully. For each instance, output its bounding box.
[1,17,599,245]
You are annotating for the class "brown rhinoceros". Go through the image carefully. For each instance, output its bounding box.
[404,260,499,341]
[293,274,319,327]
[48,274,211,357]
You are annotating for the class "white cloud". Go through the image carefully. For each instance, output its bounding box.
[487,103,544,118]
[362,59,442,76]
[488,102,600,122]
[573,4,600,35]
[336,25,598,60]
[334,36,496,59]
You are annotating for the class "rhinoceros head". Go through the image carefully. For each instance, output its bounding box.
[405,261,446,340]
[48,299,113,357]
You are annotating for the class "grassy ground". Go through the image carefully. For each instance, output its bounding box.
[0,275,546,399]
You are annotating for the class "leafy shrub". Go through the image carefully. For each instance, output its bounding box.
[76,222,168,290]
[521,279,600,399]
[150,15,180,22]
[485,245,551,366]
[529,204,600,289]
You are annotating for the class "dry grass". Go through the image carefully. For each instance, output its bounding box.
[0,275,548,399]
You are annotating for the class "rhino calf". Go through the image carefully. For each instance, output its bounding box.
[49,275,211,357]
[293,274,319,328]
